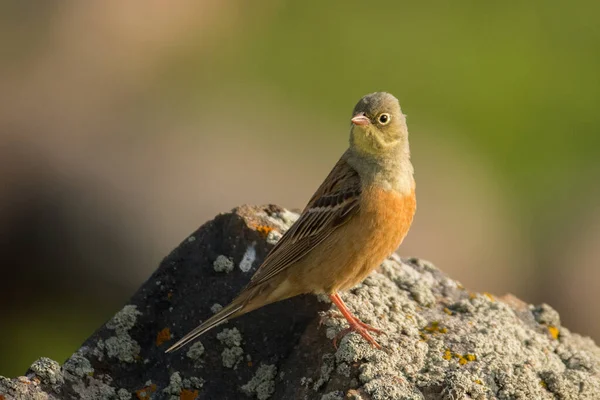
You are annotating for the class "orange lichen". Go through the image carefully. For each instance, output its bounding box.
[443,349,452,360]
[548,325,560,340]
[424,321,448,334]
[180,389,199,400]
[444,349,477,365]
[256,225,274,237]
[1,395,6,400]
[247,361,253,367]
[456,352,477,365]
[156,328,171,346]
[136,384,157,399]
[483,292,495,302]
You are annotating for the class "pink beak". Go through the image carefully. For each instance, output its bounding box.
[351,114,370,126]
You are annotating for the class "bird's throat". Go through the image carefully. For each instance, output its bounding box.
[346,144,415,195]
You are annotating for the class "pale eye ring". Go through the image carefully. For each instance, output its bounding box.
[378,113,391,125]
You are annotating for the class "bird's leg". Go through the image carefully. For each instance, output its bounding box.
[329,293,382,349]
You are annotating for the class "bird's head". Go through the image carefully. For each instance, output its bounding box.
[349,92,408,158]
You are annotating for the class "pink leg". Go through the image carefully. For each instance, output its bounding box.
[329,293,382,349]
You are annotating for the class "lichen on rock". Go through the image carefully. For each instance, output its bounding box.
[241,364,277,400]
[1,205,599,400]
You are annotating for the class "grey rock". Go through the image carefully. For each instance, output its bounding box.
[1,205,599,400]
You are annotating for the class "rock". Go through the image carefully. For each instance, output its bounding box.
[1,205,599,400]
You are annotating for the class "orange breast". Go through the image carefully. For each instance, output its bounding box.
[333,186,416,292]
[290,185,416,295]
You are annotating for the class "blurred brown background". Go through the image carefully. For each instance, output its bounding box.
[1,1,599,376]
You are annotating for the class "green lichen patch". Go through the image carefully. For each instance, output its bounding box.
[186,341,205,368]
[241,364,277,400]
[221,346,244,369]
[315,257,600,400]
[217,327,242,347]
[213,255,234,273]
[99,305,142,363]
[63,353,94,378]
[29,357,63,385]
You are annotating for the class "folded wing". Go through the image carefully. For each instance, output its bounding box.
[247,155,362,288]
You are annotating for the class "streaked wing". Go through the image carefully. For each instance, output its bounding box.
[247,154,361,288]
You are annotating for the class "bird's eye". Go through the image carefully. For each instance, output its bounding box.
[378,113,391,125]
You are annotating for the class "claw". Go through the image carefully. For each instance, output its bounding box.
[333,322,382,349]
[329,293,383,349]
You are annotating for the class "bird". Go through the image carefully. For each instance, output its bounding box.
[166,92,416,353]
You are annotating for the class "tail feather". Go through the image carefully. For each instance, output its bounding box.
[165,300,244,353]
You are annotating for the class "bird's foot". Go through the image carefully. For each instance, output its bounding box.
[352,318,384,334]
[333,318,382,349]
[328,292,384,349]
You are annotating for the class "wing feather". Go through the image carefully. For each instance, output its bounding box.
[247,155,361,288]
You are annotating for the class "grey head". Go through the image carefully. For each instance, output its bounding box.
[349,92,408,157]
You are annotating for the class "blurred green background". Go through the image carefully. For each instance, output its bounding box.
[1,1,599,376]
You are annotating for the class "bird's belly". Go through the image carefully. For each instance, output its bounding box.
[298,186,416,294]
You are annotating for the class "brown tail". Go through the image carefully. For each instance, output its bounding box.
[165,297,245,353]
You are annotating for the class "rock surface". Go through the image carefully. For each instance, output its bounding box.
[1,205,599,400]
